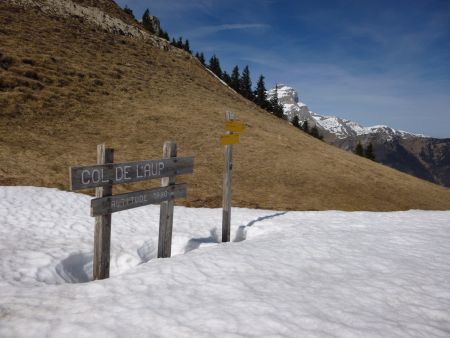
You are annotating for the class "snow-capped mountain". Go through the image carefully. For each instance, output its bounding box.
[267,85,310,121]
[268,84,450,188]
[268,84,424,141]
[311,115,425,141]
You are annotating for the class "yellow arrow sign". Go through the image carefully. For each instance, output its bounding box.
[225,120,245,133]
[220,134,240,145]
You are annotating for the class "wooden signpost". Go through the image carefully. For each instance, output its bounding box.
[158,141,178,259]
[70,142,194,280]
[221,112,245,242]
[93,144,113,280]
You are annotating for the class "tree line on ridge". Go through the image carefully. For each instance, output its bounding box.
[123,6,325,141]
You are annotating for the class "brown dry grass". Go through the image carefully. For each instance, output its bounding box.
[1,3,449,210]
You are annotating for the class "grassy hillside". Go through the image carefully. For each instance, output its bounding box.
[1,1,449,210]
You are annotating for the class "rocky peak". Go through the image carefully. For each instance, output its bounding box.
[149,15,161,35]
[267,84,312,122]
[267,84,304,106]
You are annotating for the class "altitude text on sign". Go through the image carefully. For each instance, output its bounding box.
[91,183,187,216]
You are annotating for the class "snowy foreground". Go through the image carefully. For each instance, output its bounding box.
[1,187,450,337]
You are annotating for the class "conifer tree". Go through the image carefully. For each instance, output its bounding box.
[355,142,364,156]
[310,126,323,140]
[230,66,240,92]
[239,65,253,100]
[269,85,284,118]
[142,9,155,33]
[184,39,191,54]
[222,71,231,85]
[171,37,176,46]
[292,115,301,129]
[365,142,375,160]
[254,75,269,109]
[123,5,134,18]
[195,52,205,65]
[208,54,222,78]
[159,29,169,41]
[198,52,205,66]
[177,37,183,48]
[301,120,309,133]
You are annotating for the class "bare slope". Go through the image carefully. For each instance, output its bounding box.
[1,1,449,210]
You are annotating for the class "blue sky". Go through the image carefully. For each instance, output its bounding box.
[117,0,450,137]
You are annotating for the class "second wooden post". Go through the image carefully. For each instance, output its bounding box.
[93,143,114,280]
[158,141,177,258]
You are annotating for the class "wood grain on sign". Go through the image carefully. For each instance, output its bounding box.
[91,183,187,216]
[220,134,240,145]
[225,120,245,133]
[70,157,194,190]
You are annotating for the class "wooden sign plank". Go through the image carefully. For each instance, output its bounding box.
[225,120,245,133]
[70,157,194,190]
[220,134,240,145]
[90,183,187,216]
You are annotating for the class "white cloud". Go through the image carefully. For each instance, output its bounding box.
[187,23,270,38]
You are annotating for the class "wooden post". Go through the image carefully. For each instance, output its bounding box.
[222,112,234,242]
[158,141,177,258]
[93,144,114,280]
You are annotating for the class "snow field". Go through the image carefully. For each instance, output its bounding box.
[1,186,450,337]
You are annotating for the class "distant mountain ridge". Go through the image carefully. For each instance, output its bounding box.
[268,84,450,187]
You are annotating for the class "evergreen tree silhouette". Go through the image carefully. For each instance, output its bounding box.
[310,126,323,140]
[270,85,284,118]
[159,29,169,41]
[355,142,364,156]
[365,142,376,160]
[302,120,309,133]
[142,9,155,33]
[123,5,134,18]
[239,65,254,100]
[222,71,231,85]
[177,37,183,48]
[230,66,240,92]
[254,75,269,109]
[184,39,191,54]
[292,115,301,128]
[208,54,222,78]
[197,52,205,65]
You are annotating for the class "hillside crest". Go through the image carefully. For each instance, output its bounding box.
[1,0,449,210]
